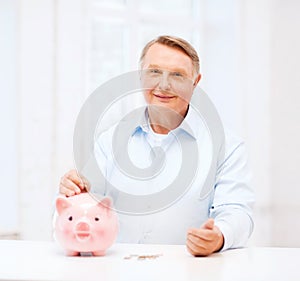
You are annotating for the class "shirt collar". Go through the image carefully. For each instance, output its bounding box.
[132,106,200,140]
[131,108,149,136]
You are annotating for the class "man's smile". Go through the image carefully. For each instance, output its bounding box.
[153,92,176,101]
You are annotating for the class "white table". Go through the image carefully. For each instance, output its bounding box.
[0,240,299,281]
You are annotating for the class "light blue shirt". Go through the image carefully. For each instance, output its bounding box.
[93,107,254,250]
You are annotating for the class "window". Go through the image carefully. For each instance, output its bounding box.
[87,0,203,91]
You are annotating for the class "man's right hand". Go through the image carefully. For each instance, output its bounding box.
[59,169,90,197]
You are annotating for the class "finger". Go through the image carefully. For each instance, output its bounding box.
[186,239,200,256]
[187,228,215,241]
[60,177,81,194]
[187,232,216,252]
[76,173,90,190]
[202,218,214,230]
[187,235,204,250]
[81,176,91,191]
[187,233,212,247]
[75,171,91,190]
[187,218,215,238]
[186,237,209,256]
[59,184,75,197]
[65,170,85,189]
[186,243,198,256]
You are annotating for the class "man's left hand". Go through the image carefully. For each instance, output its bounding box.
[186,218,224,256]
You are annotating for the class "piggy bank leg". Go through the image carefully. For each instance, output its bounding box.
[92,250,106,256]
[66,250,80,256]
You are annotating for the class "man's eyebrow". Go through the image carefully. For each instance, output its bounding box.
[148,64,188,75]
[147,64,162,69]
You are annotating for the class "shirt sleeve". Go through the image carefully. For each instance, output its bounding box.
[210,132,255,251]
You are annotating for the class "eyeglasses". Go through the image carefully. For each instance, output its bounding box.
[141,68,194,91]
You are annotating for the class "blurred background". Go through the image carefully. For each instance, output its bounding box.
[1,0,299,247]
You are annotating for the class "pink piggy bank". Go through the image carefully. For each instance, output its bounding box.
[54,192,118,256]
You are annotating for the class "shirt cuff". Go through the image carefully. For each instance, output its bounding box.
[214,220,234,251]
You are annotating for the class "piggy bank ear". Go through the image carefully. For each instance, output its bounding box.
[56,197,72,215]
[98,197,113,217]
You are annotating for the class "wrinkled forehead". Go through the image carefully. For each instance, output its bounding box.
[142,44,195,77]
[144,43,193,62]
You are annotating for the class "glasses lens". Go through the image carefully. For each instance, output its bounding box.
[141,69,193,93]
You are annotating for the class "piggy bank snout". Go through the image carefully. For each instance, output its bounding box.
[75,221,91,241]
[76,221,90,232]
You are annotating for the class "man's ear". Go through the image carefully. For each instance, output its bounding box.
[193,73,201,87]
[56,197,72,215]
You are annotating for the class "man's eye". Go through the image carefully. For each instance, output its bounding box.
[68,216,73,221]
[149,69,161,74]
[95,217,100,221]
[172,72,183,77]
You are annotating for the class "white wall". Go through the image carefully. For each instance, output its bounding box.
[239,0,300,247]
[16,0,87,240]
[268,0,300,246]
[0,0,19,237]
[17,0,56,240]
[239,0,273,246]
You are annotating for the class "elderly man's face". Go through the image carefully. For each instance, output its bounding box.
[141,43,200,117]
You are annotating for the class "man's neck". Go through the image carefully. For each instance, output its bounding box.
[148,105,189,134]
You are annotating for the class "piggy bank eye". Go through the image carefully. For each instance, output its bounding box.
[68,216,73,221]
[95,217,100,221]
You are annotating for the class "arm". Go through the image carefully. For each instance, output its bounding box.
[187,133,255,255]
[211,137,255,251]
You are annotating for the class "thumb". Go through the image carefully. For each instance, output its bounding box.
[201,218,215,230]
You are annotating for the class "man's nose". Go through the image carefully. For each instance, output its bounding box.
[158,72,171,90]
